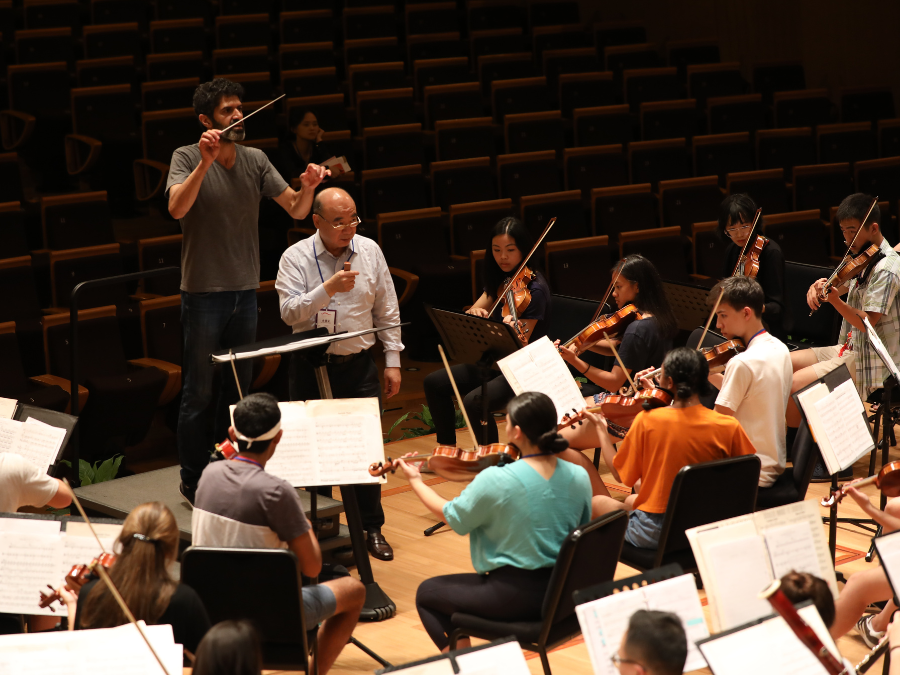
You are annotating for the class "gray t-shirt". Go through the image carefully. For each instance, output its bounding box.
[166,143,289,293]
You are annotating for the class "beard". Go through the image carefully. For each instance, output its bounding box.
[217,122,245,142]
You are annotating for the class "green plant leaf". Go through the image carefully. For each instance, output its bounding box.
[78,459,95,486]
[387,412,410,438]
[420,404,434,427]
[94,455,124,484]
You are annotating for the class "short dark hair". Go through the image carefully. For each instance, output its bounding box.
[717,193,759,241]
[193,79,245,122]
[780,572,835,628]
[483,217,539,301]
[662,347,712,401]
[507,392,568,454]
[232,393,281,453]
[836,193,879,231]
[289,106,316,131]
[718,275,764,317]
[192,620,262,675]
[623,610,687,675]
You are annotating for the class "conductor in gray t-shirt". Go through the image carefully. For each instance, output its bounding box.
[165,79,330,504]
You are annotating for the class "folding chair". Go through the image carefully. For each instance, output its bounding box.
[76,55,136,87]
[542,47,601,94]
[408,32,469,64]
[280,10,334,45]
[343,6,396,41]
[467,0,526,33]
[532,23,591,62]
[604,43,661,88]
[15,27,74,66]
[592,21,646,55]
[841,86,895,125]
[279,42,336,73]
[529,0,580,27]
[41,191,115,251]
[424,82,483,130]
[344,37,401,67]
[357,88,415,130]
[691,221,728,279]
[149,18,204,54]
[666,38,720,77]
[285,94,348,133]
[145,51,204,81]
[471,27,527,60]
[214,13,270,49]
[360,164,428,222]
[221,72,272,102]
[348,62,407,107]
[82,22,140,60]
[281,67,340,99]
[213,46,269,76]
[91,0,147,27]
[362,123,424,170]
[878,119,900,159]
[0,322,69,413]
[407,2,459,36]
[692,132,754,184]
[413,58,471,102]
[855,158,900,222]
[478,52,534,97]
[141,77,200,112]
[623,67,681,113]
[0,202,29,258]
[491,76,550,121]
[137,234,182,297]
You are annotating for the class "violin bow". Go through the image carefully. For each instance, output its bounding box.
[220,94,285,134]
[602,331,640,395]
[561,262,623,349]
[730,208,762,277]
[827,195,879,286]
[697,287,726,351]
[438,344,482,452]
[487,217,557,316]
[64,479,173,675]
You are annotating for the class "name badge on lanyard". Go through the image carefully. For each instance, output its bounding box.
[316,308,337,334]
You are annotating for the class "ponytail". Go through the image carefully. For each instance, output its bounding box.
[507,392,568,455]
[661,347,712,401]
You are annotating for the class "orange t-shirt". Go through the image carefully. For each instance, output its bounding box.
[612,404,757,513]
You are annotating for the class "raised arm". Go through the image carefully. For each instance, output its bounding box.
[274,164,331,220]
[168,130,220,219]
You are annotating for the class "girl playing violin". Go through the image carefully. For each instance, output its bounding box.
[719,194,786,340]
[555,254,676,395]
[424,217,551,447]
[396,392,591,652]
[59,502,210,658]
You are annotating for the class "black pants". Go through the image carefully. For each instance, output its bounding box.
[416,566,553,649]
[423,364,515,446]
[289,351,384,530]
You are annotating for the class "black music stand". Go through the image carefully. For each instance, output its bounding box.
[423,307,522,536]
[12,404,77,477]
[211,323,405,651]
[793,363,875,577]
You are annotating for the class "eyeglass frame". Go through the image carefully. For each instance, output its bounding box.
[313,212,361,230]
[610,653,646,671]
[724,221,752,238]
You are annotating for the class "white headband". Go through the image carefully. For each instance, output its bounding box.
[230,408,281,449]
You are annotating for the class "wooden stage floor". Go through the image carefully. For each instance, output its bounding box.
[253,421,897,675]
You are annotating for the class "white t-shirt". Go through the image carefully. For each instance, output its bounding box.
[715,331,792,487]
[0,452,60,513]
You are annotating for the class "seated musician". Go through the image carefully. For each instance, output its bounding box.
[582,348,755,549]
[718,194,786,340]
[395,392,592,652]
[423,217,551,448]
[787,194,900,478]
[556,254,677,395]
[192,620,263,675]
[191,393,365,675]
[58,502,211,658]
[779,571,835,629]
[614,610,687,675]
[710,275,792,489]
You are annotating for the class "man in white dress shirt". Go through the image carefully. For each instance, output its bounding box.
[276,187,403,560]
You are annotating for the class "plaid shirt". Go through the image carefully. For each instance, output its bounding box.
[842,238,900,395]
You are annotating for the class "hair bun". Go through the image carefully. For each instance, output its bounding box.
[537,430,569,455]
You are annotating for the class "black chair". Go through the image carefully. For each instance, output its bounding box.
[448,511,629,675]
[618,455,761,574]
[755,420,820,510]
[181,547,313,672]
[783,261,841,348]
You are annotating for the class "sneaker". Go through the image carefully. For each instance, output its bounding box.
[178,481,195,507]
[856,615,885,649]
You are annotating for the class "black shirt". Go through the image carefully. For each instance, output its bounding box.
[488,271,552,343]
[617,316,671,376]
[277,138,329,183]
[722,240,786,340]
[75,580,211,657]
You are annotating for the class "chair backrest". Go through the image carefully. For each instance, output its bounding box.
[138,234,182,296]
[763,209,829,266]
[546,293,606,343]
[545,238,612,302]
[42,192,114,251]
[540,510,628,627]
[656,455,760,562]
[619,226,690,283]
[181,547,309,671]
[692,221,727,278]
[789,419,820,498]
[435,117,497,161]
[449,198,515,256]
[140,296,182,364]
[44,308,128,381]
[693,131,754,183]
[0,324,29,396]
[256,280,293,342]
[0,258,43,322]
[783,261,840,344]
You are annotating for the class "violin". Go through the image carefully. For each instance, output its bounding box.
[38,552,117,610]
[498,265,537,343]
[820,460,900,507]
[561,304,643,354]
[368,444,520,482]
[730,209,767,280]
[701,338,745,372]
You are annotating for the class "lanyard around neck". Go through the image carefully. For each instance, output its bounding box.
[313,237,355,285]
[747,328,766,347]
[231,456,262,468]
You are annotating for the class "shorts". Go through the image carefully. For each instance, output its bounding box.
[624,509,665,549]
[810,345,857,388]
[302,584,337,630]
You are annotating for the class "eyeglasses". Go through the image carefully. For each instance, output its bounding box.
[610,654,645,670]
[315,214,361,230]
[724,222,752,237]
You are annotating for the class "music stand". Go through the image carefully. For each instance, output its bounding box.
[663,280,717,333]
[211,323,405,644]
[423,307,522,536]
[12,404,77,477]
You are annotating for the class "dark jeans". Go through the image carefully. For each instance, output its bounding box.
[416,566,553,650]
[178,290,257,488]
[289,351,384,530]
[423,364,515,446]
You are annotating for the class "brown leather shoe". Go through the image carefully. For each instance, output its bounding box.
[366,531,394,561]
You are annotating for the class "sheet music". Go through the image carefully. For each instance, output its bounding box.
[0,416,66,473]
[875,530,900,599]
[0,533,63,615]
[0,517,60,534]
[455,640,531,675]
[764,522,821,579]
[864,315,900,381]
[387,659,455,675]
[706,535,774,630]
[498,336,586,422]
[264,403,318,486]
[0,417,21,453]
[812,384,873,472]
[0,397,16,419]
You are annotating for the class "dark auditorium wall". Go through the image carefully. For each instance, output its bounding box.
[577,0,900,109]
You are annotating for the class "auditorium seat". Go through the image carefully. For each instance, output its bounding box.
[348,62,406,106]
[530,1,579,28]
[657,176,722,235]
[363,123,424,170]
[279,42,335,73]
[692,221,728,279]
[215,72,270,102]
[0,202,28,258]
[692,132,754,184]
[407,2,459,36]
[855,158,900,225]
[593,21,647,56]
[82,22,141,60]
[424,82,484,130]
[640,99,699,141]
[545,236,613,300]
[504,111,564,155]
[150,19,204,55]
[137,234,182,297]
[146,51,204,81]
[519,190,586,241]
[239,99,278,141]
[357,88,416,129]
[604,43,661,87]
[707,93,765,134]
[15,27,74,66]
[434,117,497,161]
[628,138,691,189]
[46,243,129,311]
[345,37,402,67]
[214,14,270,49]
[532,24,591,61]
[471,28,528,60]
[752,61,805,104]
[467,1,526,33]
[772,89,834,129]
[591,184,657,244]
[817,121,877,165]
[0,321,69,413]
[542,48,601,95]
[666,39,720,77]
[624,67,682,112]
[726,168,789,214]
[280,67,339,100]
[564,145,629,205]
[0,257,49,376]
[133,107,196,202]
[686,62,746,108]
[431,157,496,212]
[496,150,560,202]
[792,162,853,216]
[136,295,182,400]
[878,119,900,159]
[213,47,269,76]
[478,52,534,97]
[782,260,840,347]
[91,0,147,28]
[141,78,199,112]
[573,105,631,147]
[763,210,830,266]
[414,57,472,100]
[41,191,115,251]
[0,153,26,206]
[449,198,515,256]
[619,226,691,282]
[344,6,396,41]
[409,31,469,64]
[76,56,136,87]
[492,77,550,121]
[841,86,895,125]
[361,164,429,222]
[280,10,334,45]
[755,127,816,174]
[285,94,348,133]
[558,72,617,119]
[155,0,210,22]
